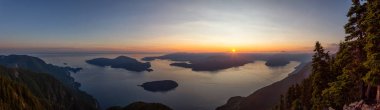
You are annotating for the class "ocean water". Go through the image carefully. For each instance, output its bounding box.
[34,53,300,110]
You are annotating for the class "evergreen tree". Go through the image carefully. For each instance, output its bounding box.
[300,78,313,110]
[322,73,355,109]
[322,42,365,109]
[285,85,295,108]
[290,99,302,110]
[345,0,367,41]
[280,95,285,110]
[311,41,331,109]
[344,0,370,100]
[362,0,380,103]
[275,0,380,109]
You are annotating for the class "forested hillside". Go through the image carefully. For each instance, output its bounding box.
[0,66,98,110]
[276,0,380,109]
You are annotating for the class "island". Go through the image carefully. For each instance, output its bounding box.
[139,80,178,92]
[86,56,152,72]
[264,58,291,67]
[170,55,253,71]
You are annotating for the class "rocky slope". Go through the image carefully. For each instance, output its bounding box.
[343,100,380,110]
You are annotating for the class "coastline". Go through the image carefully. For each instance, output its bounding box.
[217,62,312,110]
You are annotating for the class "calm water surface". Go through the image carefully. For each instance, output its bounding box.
[34,53,300,110]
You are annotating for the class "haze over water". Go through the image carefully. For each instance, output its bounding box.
[34,53,299,110]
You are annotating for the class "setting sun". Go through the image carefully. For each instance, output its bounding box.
[231,48,236,53]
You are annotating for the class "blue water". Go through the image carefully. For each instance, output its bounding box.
[34,53,299,110]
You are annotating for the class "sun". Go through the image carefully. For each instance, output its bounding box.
[231,48,236,53]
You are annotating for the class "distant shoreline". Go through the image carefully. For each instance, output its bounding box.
[217,62,312,110]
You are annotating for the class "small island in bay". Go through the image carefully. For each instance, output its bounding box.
[86,56,152,72]
[139,80,178,92]
[264,58,291,67]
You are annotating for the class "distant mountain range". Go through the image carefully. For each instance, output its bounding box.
[143,53,311,71]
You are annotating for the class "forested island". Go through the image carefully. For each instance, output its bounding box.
[86,56,152,72]
[139,80,178,92]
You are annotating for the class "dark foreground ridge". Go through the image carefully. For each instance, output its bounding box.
[0,55,98,110]
[217,62,312,110]
[0,65,98,110]
[107,101,172,110]
[86,56,152,72]
[139,80,178,92]
[0,54,83,88]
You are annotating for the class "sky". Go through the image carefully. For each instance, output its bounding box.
[0,0,351,53]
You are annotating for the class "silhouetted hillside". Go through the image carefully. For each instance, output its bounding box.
[0,55,82,88]
[0,66,98,110]
[107,102,172,110]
